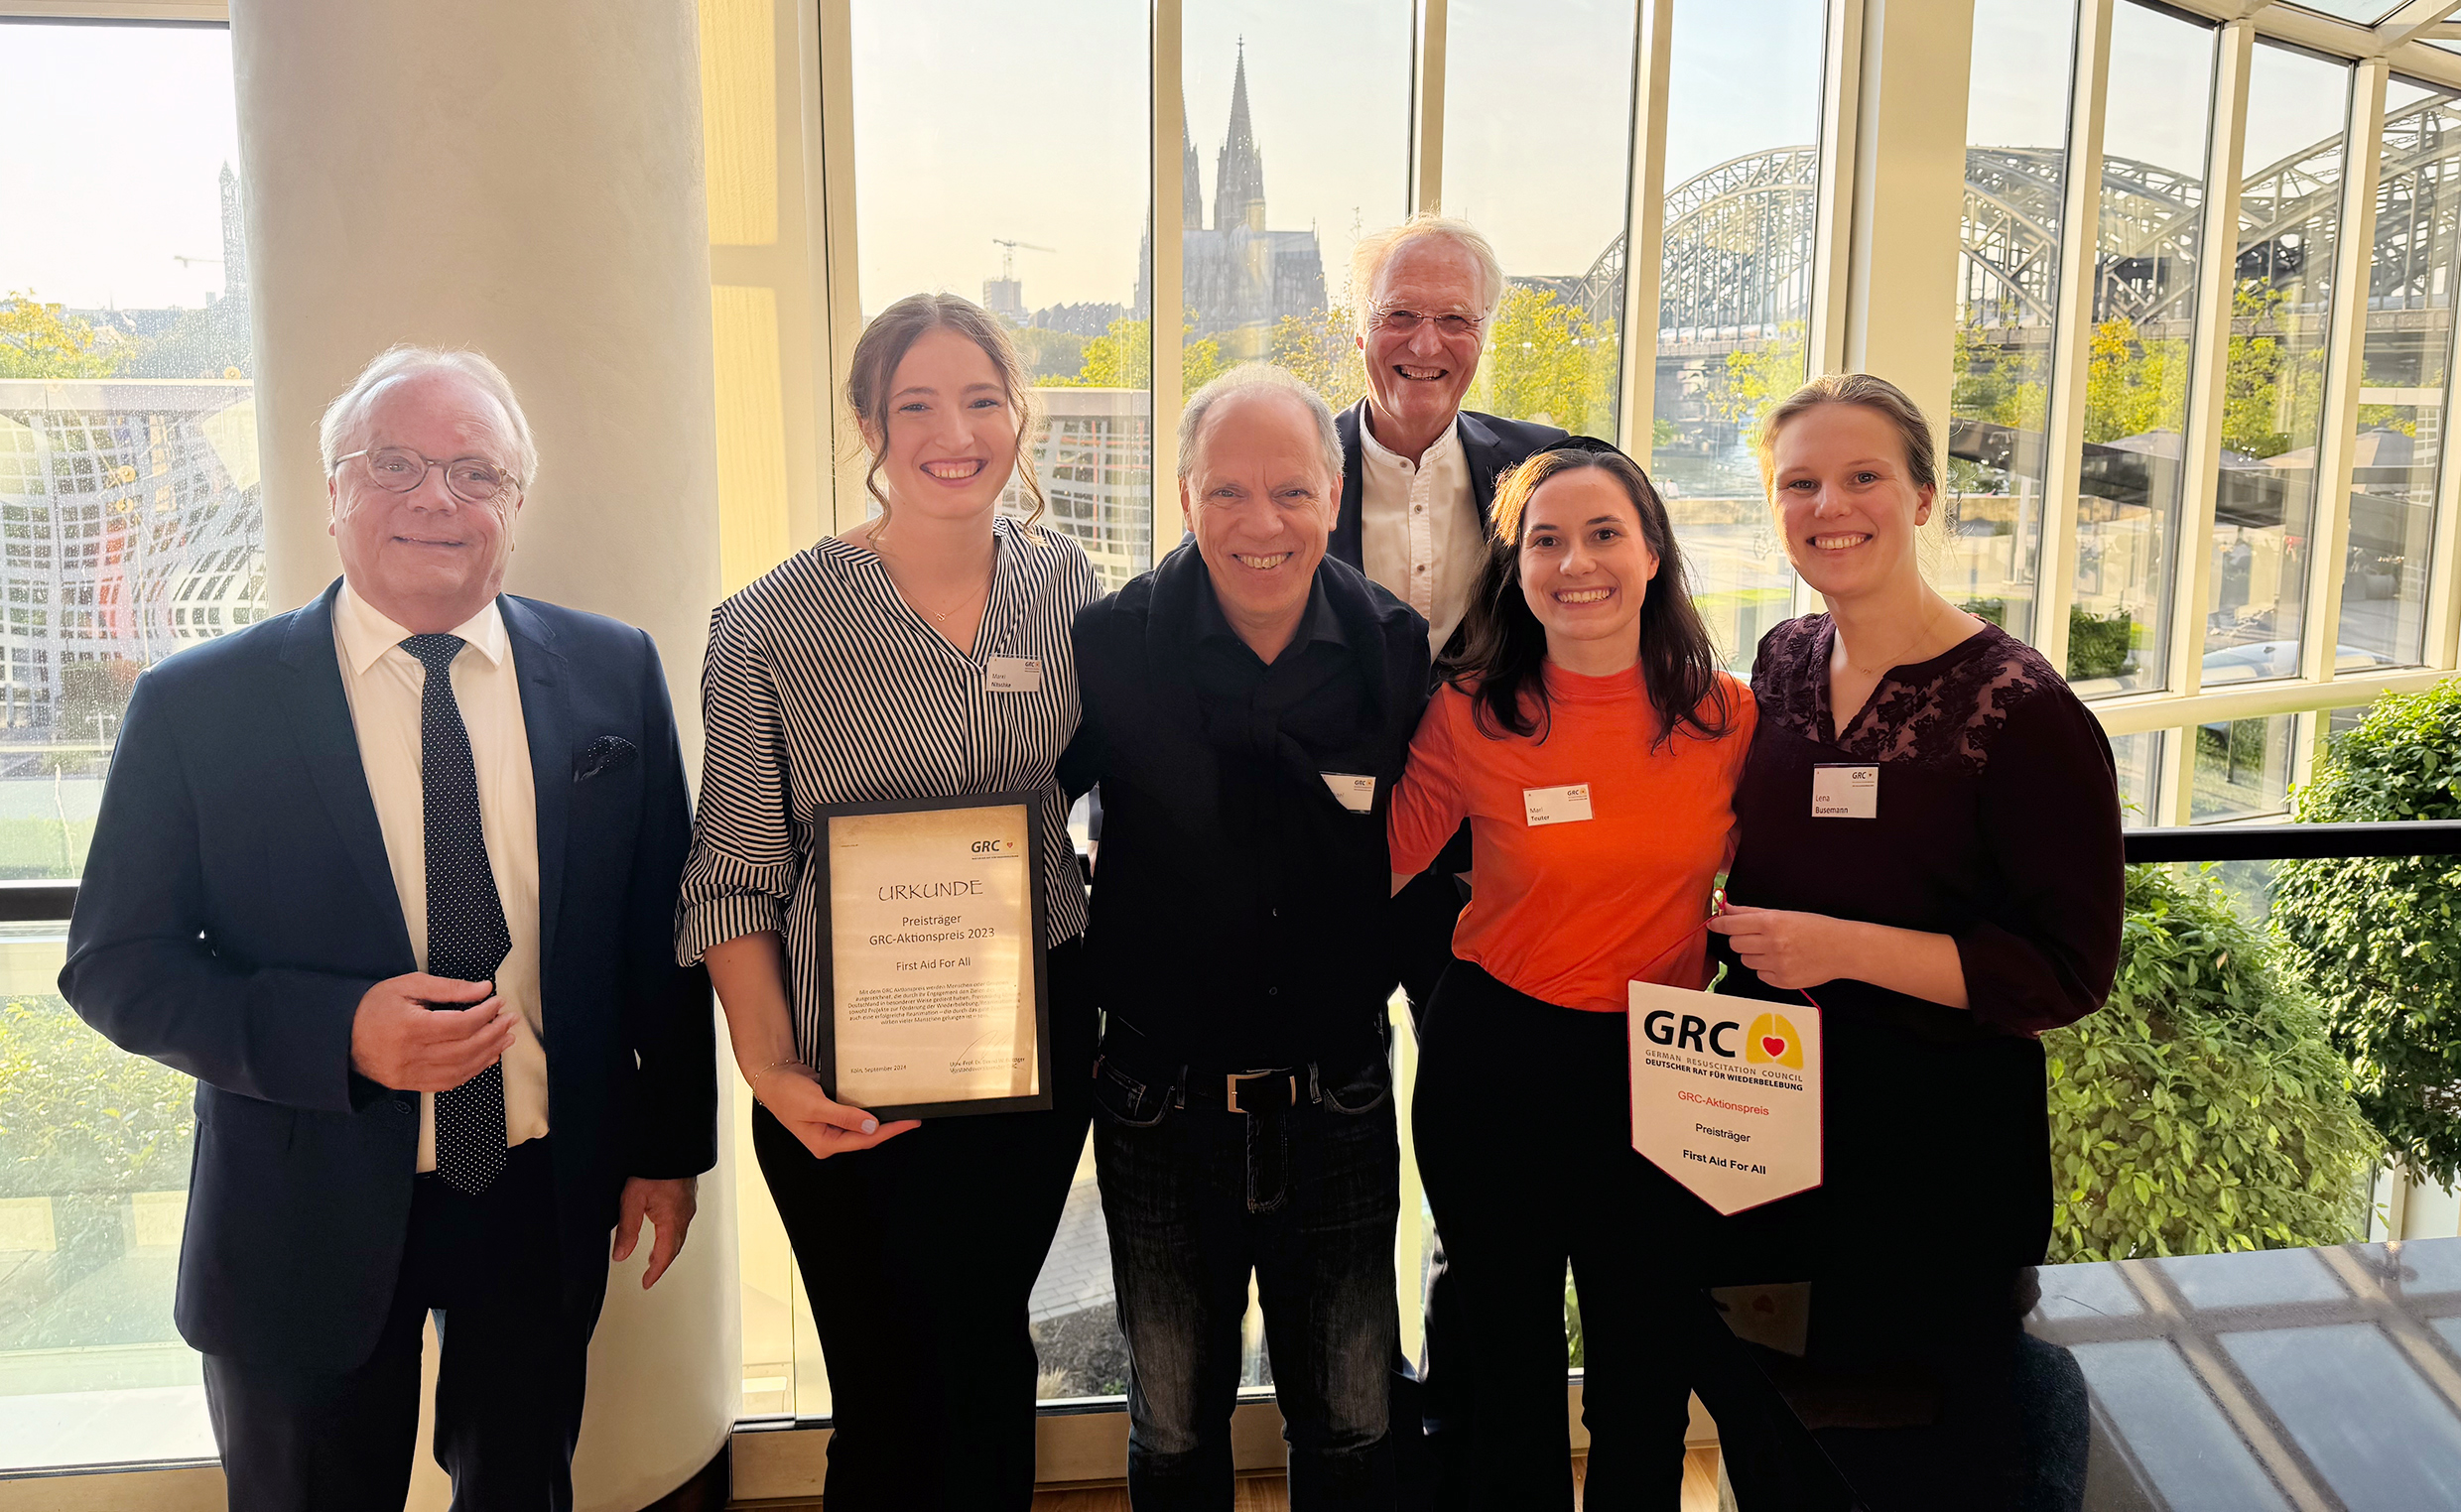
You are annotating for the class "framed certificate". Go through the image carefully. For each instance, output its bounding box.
[810,791,1052,1120]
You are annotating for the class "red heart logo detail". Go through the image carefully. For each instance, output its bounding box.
[1761,1036,1786,1057]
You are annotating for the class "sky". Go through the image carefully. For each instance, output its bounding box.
[0,22,243,311]
[848,0,1831,317]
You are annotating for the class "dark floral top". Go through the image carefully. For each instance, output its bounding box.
[1717,613,2125,1040]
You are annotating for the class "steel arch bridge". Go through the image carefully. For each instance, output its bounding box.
[1545,90,2461,355]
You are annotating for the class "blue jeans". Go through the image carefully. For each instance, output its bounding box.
[1094,1049,1401,1510]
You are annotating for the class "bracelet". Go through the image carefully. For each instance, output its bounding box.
[747,1058,805,1105]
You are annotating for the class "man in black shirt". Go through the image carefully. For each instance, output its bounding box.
[1063,363,1428,1508]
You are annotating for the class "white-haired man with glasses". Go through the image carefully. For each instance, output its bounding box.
[1340,214,1574,1499]
[63,346,713,1509]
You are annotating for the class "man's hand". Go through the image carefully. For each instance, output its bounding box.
[760,1065,919,1161]
[349,973,516,1091]
[613,1177,698,1289]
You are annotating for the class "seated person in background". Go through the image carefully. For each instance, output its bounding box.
[1063,363,1430,1509]
[1387,441,1757,1510]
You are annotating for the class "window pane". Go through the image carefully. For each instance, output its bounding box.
[2190,712,2297,821]
[849,0,1154,589]
[2204,43,2350,689]
[1947,0,2078,648]
[0,929,208,1470]
[2073,2,2216,695]
[1656,0,1827,669]
[1445,0,1637,440]
[0,23,260,881]
[2340,79,2461,669]
[1176,4,1409,420]
[2111,729,2164,825]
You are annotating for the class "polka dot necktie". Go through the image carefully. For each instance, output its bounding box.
[403,634,511,1197]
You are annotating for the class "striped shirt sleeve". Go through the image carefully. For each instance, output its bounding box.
[675,598,797,965]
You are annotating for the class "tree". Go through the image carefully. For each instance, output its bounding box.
[0,293,122,380]
[2081,315,2190,445]
[1706,323,1808,448]
[2045,863,2378,1261]
[1268,305,1366,412]
[1469,286,1619,438]
[1048,313,1224,393]
[2273,681,2461,1184]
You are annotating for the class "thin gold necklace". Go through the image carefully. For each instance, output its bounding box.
[1839,595,1945,677]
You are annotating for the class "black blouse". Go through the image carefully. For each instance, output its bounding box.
[1701,613,2126,1270]
[1715,613,2124,1041]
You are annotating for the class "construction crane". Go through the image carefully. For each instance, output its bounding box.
[991,238,1056,281]
[172,255,222,270]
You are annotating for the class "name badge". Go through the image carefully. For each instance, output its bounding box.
[1523,783,1594,826]
[984,657,1043,693]
[1811,764,1878,819]
[1322,773,1375,814]
[1628,980,1823,1215]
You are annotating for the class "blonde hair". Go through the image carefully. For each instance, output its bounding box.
[1350,213,1506,334]
[1752,372,1939,495]
[842,293,1045,538]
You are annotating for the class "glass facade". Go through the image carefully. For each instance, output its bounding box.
[1946,0,2080,649]
[2074,2,2217,696]
[0,19,254,1468]
[1654,0,1827,670]
[2205,43,2351,688]
[2341,78,2461,669]
[1444,0,1639,440]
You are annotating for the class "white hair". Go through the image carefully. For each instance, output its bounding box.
[1350,213,1506,335]
[319,345,538,489]
[1177,363,1344,487]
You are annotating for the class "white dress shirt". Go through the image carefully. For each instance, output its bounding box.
[332,581,548,1172]
[1359,415,1482,654]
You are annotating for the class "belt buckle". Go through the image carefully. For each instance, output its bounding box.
[1225,1070,1292,1114]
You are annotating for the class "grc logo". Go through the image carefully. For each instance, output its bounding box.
[970,838,1019,854]
[1744,1013,1803,1069]
[1639,1011,1743,1058]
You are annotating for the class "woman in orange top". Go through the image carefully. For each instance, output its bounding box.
[1388,442,1753,1511]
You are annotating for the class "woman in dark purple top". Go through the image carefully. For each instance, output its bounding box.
[1691,374,2124,1508]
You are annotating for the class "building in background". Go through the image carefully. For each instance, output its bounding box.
[1003,386,1151,591]
[1137,45,1326,360]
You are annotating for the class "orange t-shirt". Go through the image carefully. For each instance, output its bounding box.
[1388,665,1757,1011]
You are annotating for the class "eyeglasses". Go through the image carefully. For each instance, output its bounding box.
[336,446,521,506]
[1368,307,1484,340]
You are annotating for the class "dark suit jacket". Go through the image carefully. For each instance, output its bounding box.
[60,579,714,1372]
[1328,401,1570,579]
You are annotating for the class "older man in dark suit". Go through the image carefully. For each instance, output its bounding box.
[61,347,713,1511]
[1334,215,1572,1020]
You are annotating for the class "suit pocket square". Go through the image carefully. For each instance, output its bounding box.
[575,735,639,782]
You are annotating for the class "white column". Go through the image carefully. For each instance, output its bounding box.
[1836,0,1977,433]
[228,2,736,1507]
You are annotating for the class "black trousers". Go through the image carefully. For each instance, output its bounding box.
[201,1138,600,1512]
[753,937,1098,1512]
[1413,962,1845,1512]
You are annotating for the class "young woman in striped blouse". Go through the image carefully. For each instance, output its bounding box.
[675,294,1099,1511]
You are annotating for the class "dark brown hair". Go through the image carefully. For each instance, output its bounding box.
[842,293,1045,537]
[1445,444,1735,750]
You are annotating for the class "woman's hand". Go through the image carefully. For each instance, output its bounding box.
[757,1064,921,1159]
[1705,904,1858,991]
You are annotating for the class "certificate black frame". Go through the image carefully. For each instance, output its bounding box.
[809,789,1053,1121]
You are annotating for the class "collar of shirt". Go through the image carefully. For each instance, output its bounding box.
[333,580,511,677]
[1190,558,1350,659]
[1357,409,1465,477]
